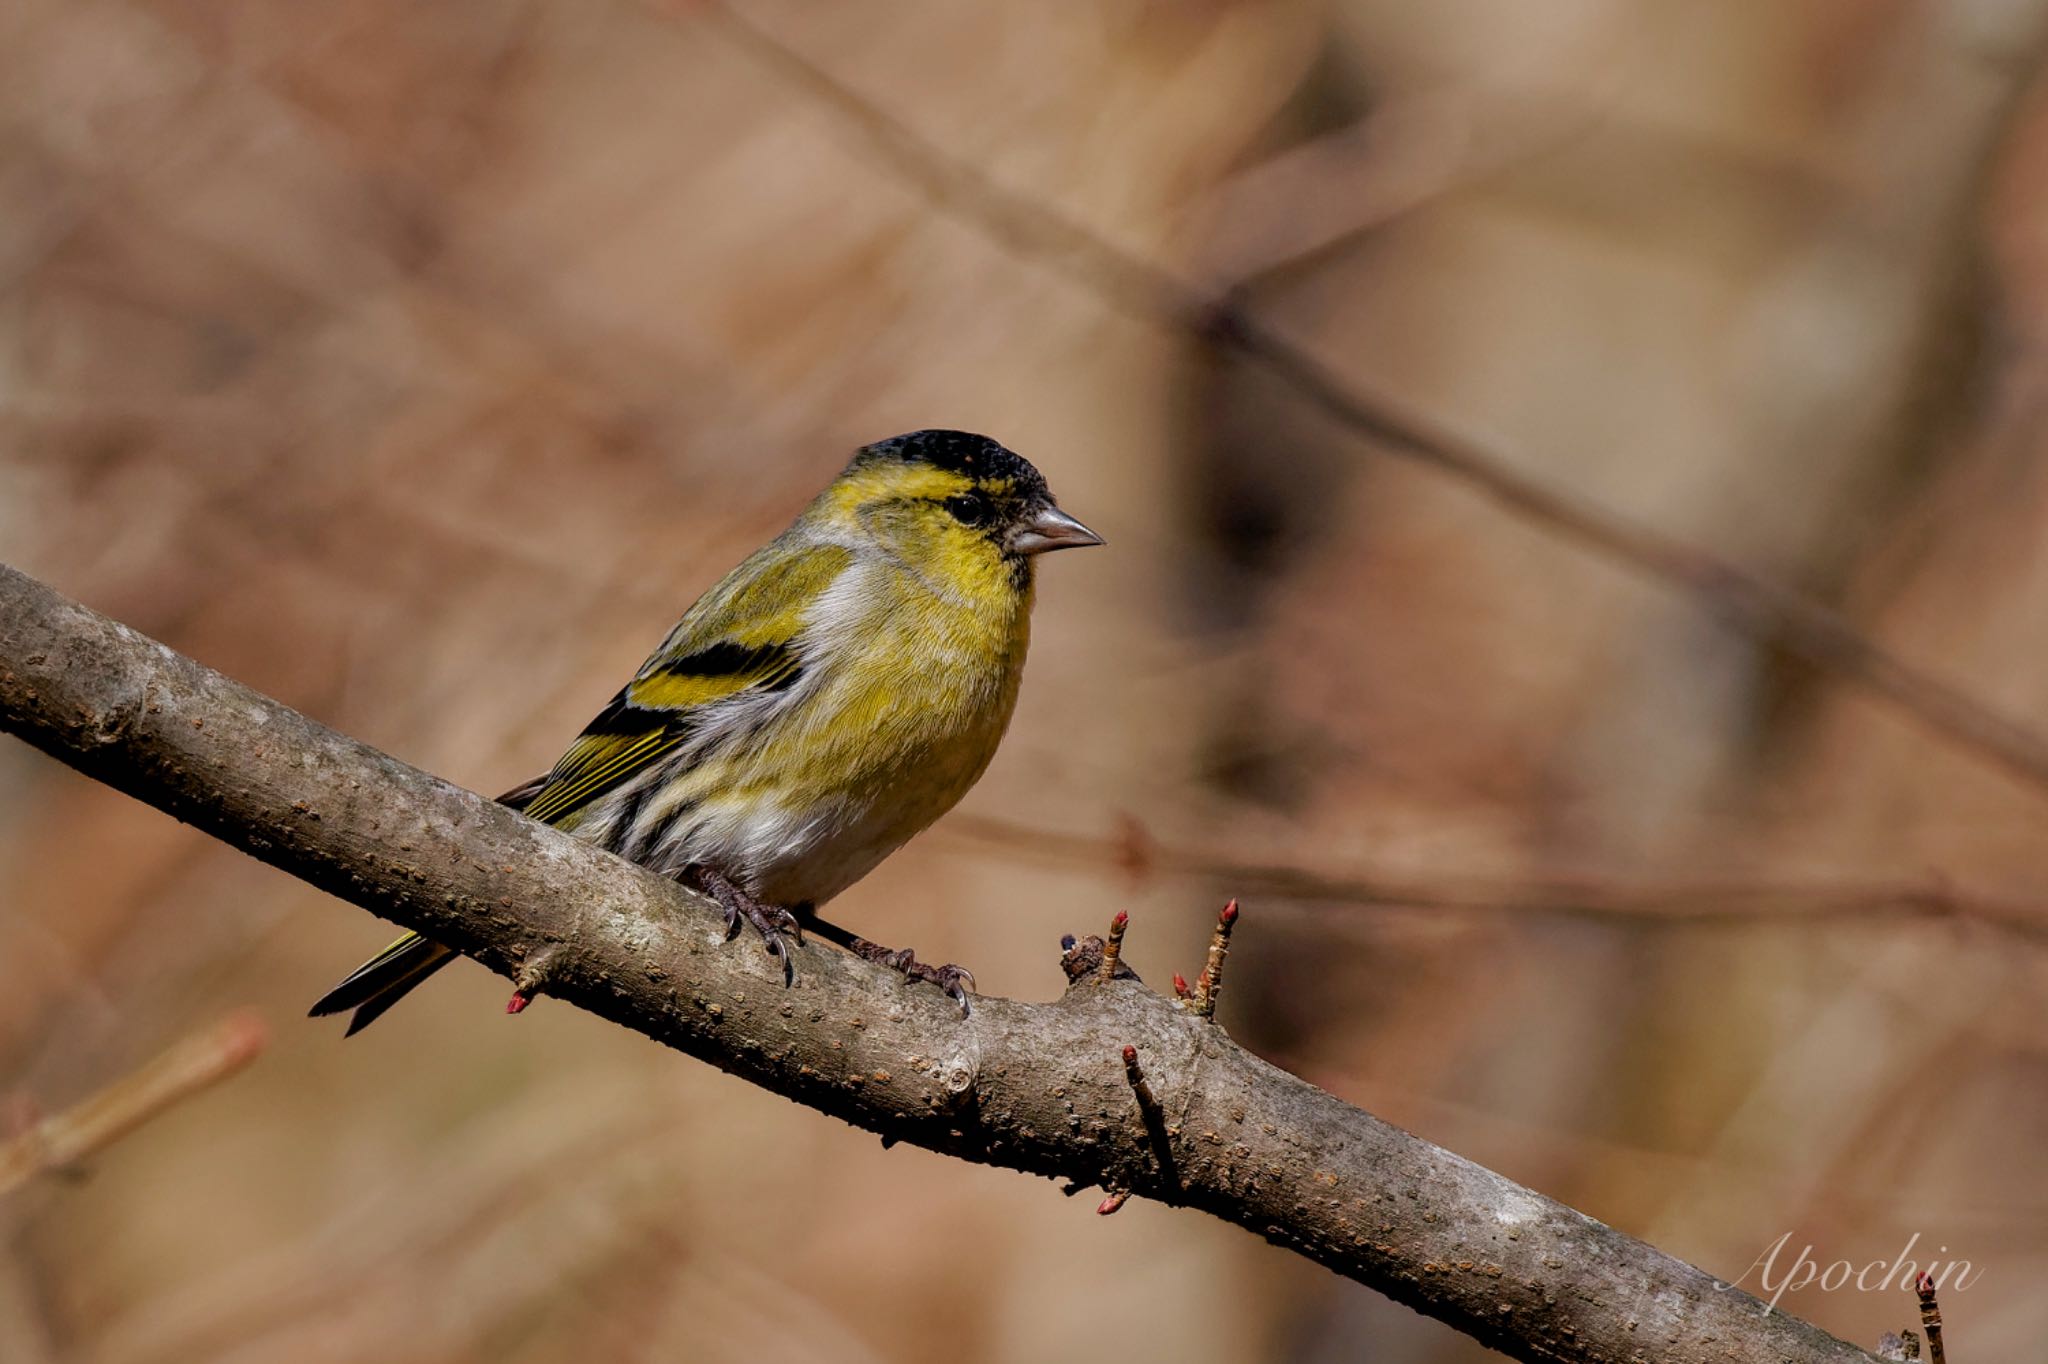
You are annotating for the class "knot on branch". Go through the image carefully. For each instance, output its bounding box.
[75,676,159,752]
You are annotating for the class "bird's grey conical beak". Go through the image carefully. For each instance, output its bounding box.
[1011,505,1105,556]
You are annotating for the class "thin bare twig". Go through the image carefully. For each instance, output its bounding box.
[1190,899,1238,1018]
[1120,1041,1177,1189]
[689,0,2048,804]
[1097,909,1128,983]
[0,1010,267,1198]
[1916,1273,1947,1364]
[0,562,1890,1363]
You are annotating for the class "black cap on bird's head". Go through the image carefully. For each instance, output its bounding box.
[857,429,1038,486]
[851,428,1104,556]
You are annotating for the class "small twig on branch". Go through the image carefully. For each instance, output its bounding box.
[690,0,2048,805]
[0,1010,267,1198]
[1097,910,1129,983]
[1916,1273,1947,1364]
[1121,1044,1157,1113]
[507,943,564,1015]
[0,563,1889,1363]
[1121,1041,1178,1189]
[1190,899,1238,1019]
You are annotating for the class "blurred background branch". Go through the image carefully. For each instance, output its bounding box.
[0,1010,265,1198]
[697,0,2048,802]
[945,813,2048,943]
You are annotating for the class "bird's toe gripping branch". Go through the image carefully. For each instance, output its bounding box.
[852,940,977,1016]
[695,866,803,986]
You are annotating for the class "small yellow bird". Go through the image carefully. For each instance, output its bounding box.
[311,430,1100,1031]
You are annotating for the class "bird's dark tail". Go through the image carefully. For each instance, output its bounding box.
[307,931,457,1037]
[307,772,550,1036]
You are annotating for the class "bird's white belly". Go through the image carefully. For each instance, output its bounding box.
[684,790,912,908]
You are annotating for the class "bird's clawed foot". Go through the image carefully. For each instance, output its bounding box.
[695,867,802,985]
[851,939,976,1015]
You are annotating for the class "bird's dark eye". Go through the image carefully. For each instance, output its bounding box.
[942,492,997,529]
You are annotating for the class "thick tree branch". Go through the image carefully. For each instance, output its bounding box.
[0,562,1880,1364]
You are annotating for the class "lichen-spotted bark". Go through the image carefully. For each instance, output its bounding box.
[0,561,1880,1364]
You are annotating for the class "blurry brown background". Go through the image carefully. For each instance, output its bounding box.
[5,0,2047,1360]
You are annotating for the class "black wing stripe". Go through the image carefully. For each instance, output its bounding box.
[650,641,791,679]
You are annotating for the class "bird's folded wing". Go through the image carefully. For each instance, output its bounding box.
[520,541,851,827]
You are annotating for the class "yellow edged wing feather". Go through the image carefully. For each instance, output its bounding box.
[520,542,852,827]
